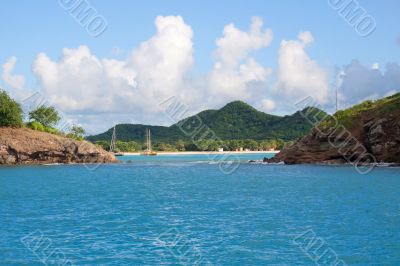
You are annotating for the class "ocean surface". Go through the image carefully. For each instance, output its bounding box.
[0,154,399,265]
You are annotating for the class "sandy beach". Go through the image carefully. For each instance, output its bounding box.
[119,151,280,156]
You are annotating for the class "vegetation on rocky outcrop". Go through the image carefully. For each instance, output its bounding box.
[0,89,114,165]
[0,90,24,127]
[0,89,87,140]
[267,93,400,165]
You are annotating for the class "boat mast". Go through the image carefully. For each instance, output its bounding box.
[149,129,151,151]
[145,128,149,151]
[110,126,116,152]
[141,128,156,155]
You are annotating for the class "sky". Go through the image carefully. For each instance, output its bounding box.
[1,0,399,133]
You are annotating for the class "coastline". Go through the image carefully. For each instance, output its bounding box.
[0,127,116,165]
[119,151,280,156]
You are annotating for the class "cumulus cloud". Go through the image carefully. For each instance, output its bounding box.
[337,60,400,106]
[128,15,196,110]
[29,16,196,132]
[208,17,273,104]
[5,15,398,134]
[274,31,329,105]
[1,20,330,132]
[1,57,30,100]
[298,31,314,45]
[32,45,137,113]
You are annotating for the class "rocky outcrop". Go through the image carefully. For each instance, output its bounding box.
[266,99,400,165]
[0,127,116,165]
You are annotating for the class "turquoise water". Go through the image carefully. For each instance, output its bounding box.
[0,154,399,265]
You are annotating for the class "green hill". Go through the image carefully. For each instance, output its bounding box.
[170,101,280,140]
[87,100,328,145]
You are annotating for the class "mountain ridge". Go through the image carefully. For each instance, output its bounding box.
[87,100,328,144]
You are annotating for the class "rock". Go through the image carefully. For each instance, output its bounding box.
[266,97,400,165]
[371,144,383,155]
[0,127,116,165]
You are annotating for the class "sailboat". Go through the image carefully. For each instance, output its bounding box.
[140,128,157,156]
[110,126,124,156]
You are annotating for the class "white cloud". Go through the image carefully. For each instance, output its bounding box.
[298,31,314,45]
[29,16,196,133]
[274,31,329,105]
[128,15,196,110]
[208,17,273,104]
[260,98,276,112]
[214,17,273,67]
[32,45,137,113]
[1,20,331,133]
[1,57,30,100]
[6,16,398,134]
[337,60,400,106]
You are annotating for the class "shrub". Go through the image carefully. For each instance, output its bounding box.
[27,121,45,131]
[0,90,23,127]
[43,127,60,135]
[66,134,84,141]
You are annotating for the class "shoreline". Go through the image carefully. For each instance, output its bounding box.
[118,151,280,156]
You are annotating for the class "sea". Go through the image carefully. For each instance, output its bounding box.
[0,153,399,265]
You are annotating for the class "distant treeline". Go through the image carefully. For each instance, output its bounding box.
[88,101,329,144]
[94,138,293,152]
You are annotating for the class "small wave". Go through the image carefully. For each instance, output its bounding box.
[375,162,400,168]
[209,160,240,165]
[248,160,284,165]
[187,161,210,164]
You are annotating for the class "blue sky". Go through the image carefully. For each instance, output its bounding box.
[1,0,399,133]
[2,1,399,73]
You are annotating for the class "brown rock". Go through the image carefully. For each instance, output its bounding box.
[0,127,117,165]
[266,103,400,165]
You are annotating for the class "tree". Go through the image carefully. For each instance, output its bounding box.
[0,89,23,127]
[95,140,110,151]
[243,139,258,151]
[195,140,210,151]
[259,140,277,150]
[176,140,186,151]
[225,139,244,151]
[116,141,140,152]
[155,142,176,151]
[71,125,85,138]
[66,124,86,140]
[276,139,289,150]
[207,140,220,151]
[29,106,60,128]
[185,143,199,151]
